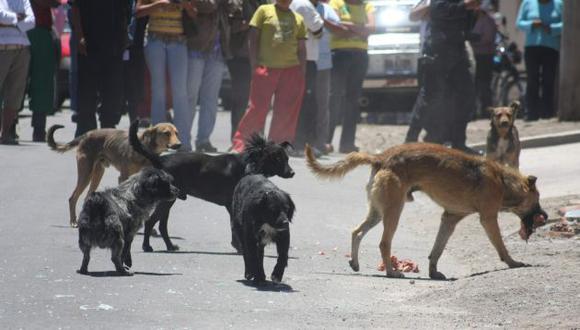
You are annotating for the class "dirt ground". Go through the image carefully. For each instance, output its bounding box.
[356,117,580,153]
[400,194,580,328]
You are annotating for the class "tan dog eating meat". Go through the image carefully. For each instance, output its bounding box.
[48,123,181,227]
[305,143,547,279]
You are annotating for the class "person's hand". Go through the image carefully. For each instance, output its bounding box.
[531,19,543,29]
[542,24,551,34]
[464,0,480,10]
[17,13,26,21]
[78,37,87,56]
[156,0,172,7]
[182,0,198,17]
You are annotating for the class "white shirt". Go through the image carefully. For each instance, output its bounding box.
[290,0,324,61]
[0,0,35,46]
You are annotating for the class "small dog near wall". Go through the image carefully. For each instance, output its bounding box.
[232,174,295,285]
[129,120,295,253]
[305,143,547,279]
[77,167,184,275]
[486,101,521,168]
[48,123,181,227]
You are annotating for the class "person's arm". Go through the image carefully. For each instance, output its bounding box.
[346,3,375,38]
[431,0,478,21]
[181,0,198,18]
[297,38,306,73]
[135,0,171,18]
[0,7,19,26]
[16,0,35,32]
[409,0,430,22]
[515,0,540,32]
[479,15,496,46]
[196,0,217,14]
[70,1,87,55]
[33,0,61,8]
[546,3,563,36]
[248,27,259,70]
[294,2,323,38]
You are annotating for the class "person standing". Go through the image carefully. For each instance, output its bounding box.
[470,3,497,117]
[71,0,130,137]
[227,0,263,140]
[419,0,479,154]
[327,0,375,153]
[314,0,342,154]
[136,0,197,149]
[516,0,562,121]
[0,0,34,145]
[27,0,60,142]
[289,0,323,156]
[124,0,149,124]
[186,0,241,152]
[230,0,307,153]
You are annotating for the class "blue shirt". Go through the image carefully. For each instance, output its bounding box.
[0,0,35,46]
[316,2,340,71]
[516,0,563,51]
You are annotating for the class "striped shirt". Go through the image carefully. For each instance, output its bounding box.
[0,0,35,45]
[145,1,183,35]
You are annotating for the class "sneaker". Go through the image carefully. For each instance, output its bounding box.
[196,141,218,153]
[339,145,359,154]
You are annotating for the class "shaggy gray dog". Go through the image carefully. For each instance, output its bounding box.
[77,168,184,275]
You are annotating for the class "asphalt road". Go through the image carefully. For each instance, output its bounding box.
[1,111,579,329]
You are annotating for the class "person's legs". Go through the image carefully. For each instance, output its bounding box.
[269,65,305,144]
[145,37,168,126]
[75,54,100,136]
[1,48,30,143]
[227,56,252,140]
[166,41,191,150]
[27,27,56,141]
[314,68,330,151]
[339,51,368,152]
[293,61,318,150]
[328,50,349,145]
[421,50,452,144]
[196,55,225,149]
[67,8,78,116]
[98,56,124,128]
[186,55,205,150]
[474,54,494,115]
[539,47,559,119]
[231,66,279,152]
[449,55,477,150]
[524,46,541,121]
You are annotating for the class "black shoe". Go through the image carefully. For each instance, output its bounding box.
[455,145,483,156]
[0,137,19,145]
[339,145,359,154]
[196,142,217,153]
[33,128,46,142]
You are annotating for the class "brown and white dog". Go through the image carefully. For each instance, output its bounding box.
[486,101,521,168]
[48,123,181,227]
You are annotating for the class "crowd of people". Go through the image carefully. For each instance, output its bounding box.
[0,0,563,155]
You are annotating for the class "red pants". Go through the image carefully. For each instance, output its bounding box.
[232,65,305,152]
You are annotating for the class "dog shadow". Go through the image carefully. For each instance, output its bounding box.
[314,271,457,282]
[135,232,185,240]
[79,270,183,277]
[465,264,547,279]
[236,279,297,292]
[149,250,298,260]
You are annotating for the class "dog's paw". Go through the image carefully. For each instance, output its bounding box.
[508,261,530,269]
[271,274,283,284]
[349,260,360,272]
[245,271,255,281]
[167,244,180,252]
[70,222,78,228]
[117,269,134,276]
[386,270,405,278]
[429,270,447,280]
[142,245,154,253]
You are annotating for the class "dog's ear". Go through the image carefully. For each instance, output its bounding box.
[509,101,520,118]
[527,175,538,190]
[280,141,294,152]
[142,128,157,151]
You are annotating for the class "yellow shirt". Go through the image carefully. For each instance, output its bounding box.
[145,1,184,35]
[250,4,307,68]
[329,0,374,50]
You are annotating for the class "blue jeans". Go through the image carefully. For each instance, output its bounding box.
[187,53,225,146]
[145,36,191,148]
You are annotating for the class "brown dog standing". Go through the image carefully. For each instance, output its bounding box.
[486,101,521,168]
[48,123,181,227]
[305,143,547,279]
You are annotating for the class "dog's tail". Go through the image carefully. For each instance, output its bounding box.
[305,144,377,180]
[47,125,83,153]
[129,120,164,169]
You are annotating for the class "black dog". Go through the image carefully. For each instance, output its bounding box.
[129,120,295,252]
[77,168,184,275]
[232,174,295,285]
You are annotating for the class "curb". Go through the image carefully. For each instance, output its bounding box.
[469,129,580,151]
